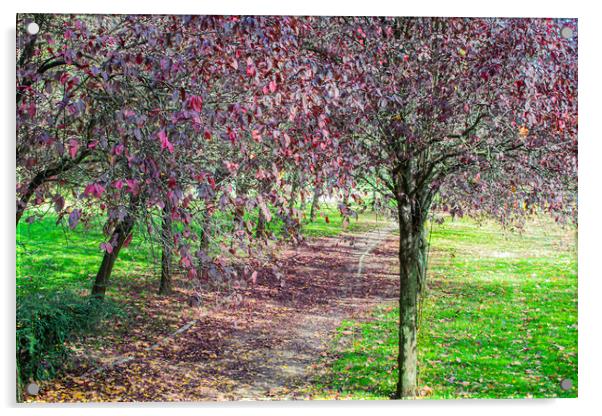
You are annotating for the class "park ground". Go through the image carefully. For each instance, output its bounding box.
[17,209,577,401]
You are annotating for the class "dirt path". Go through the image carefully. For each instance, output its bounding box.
[31,223,400,402]
[222,224,398,400]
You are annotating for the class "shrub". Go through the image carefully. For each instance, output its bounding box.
[16,288,123,385]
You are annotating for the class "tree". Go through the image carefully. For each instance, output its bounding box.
[17,14,345,299]
[305,17,577,397]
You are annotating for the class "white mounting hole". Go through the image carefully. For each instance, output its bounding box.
[26,22,40,36]
[26,382,39,395]
[560,378,573,391]
[560,26,574,40]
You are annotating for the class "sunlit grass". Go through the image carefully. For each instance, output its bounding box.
[310,216,578,399]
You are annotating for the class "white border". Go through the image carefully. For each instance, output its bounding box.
[3,1,600,415]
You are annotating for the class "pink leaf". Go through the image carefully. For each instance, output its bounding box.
[224,161,239,174]
[158,130,174,153]
[84,183,105,198]
[68,139,79,159]
[100,242,113,254]
[114,143,124,156]
[126,179,139,196]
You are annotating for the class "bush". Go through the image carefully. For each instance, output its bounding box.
[16,288,123,385]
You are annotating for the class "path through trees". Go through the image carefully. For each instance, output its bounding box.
[29,223,399,402]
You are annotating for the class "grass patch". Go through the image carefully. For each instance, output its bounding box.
[311,216,578,399]
[17,215,160,295]
[301,206,388,237]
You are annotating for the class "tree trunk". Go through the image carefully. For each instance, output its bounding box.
[309,186,322,222]
[395,199,427,399]
[200,210,210,250]
[159,202,173,295]
[91,215,135,298]
[289,173,300,218]
[372,188,377,211]
[256,209,267,239]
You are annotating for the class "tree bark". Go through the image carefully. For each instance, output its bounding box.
[289,173,300,218]
[372,188,377,211]
[200,210,210,250]
[91,215,135,298]
[309,186,322,222]
[394,198,427,399]
[256,209,267,239]
[159,201,173,295]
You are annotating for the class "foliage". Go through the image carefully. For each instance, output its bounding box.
[310,217,577,399]
[16,286,124,384]
[309,17,578,223]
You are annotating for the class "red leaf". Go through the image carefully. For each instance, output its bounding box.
[84,183,105,198]
[325,215,330,224]
[187,95,203,113]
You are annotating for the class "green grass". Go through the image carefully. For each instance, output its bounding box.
[301,206,387,237]
[17,214,160,295]
[16,204,387,294]
[311,216,578,399]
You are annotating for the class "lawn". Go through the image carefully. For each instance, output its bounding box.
[16,214,160,295]
[310,216,578,399]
